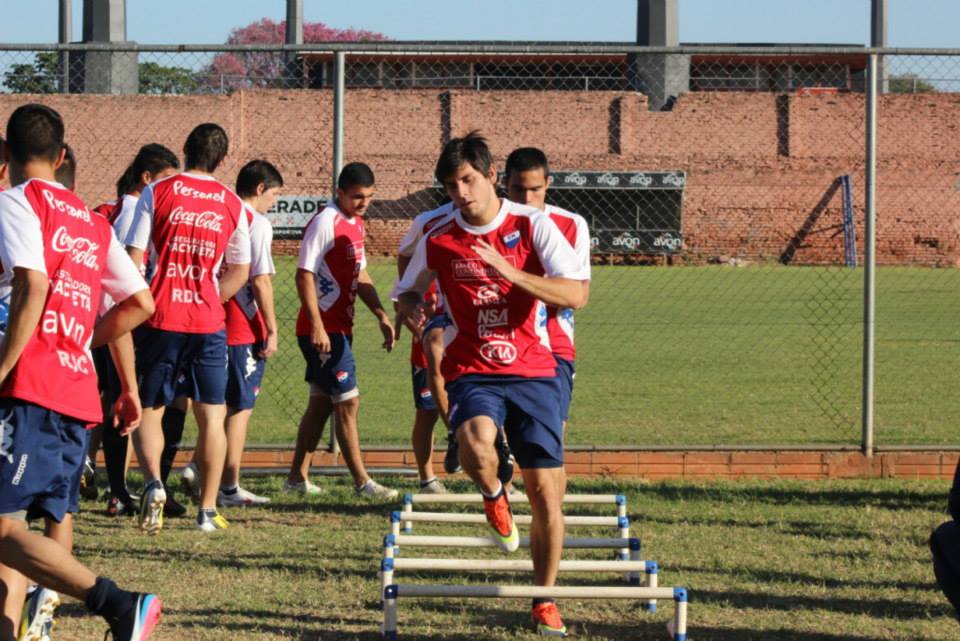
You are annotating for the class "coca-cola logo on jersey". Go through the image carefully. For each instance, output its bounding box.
[170,207,224,233]
[51,227,100,268]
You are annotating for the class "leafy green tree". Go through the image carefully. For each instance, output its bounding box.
[4,52,61,93]
[138,61,198,94]
[888,73,936,93]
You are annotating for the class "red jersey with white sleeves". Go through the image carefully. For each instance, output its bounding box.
[225,204,275,346]
[295,204,367,337]
[397,203,453,368]
[125,173,250,333]
[0,179,147,423]
[543,204,591,362]
[92,199,117,221]
[396,199,589,382]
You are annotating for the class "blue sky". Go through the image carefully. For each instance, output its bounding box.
[0,0,957,47]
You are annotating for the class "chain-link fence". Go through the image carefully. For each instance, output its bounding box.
[0,43,956,450]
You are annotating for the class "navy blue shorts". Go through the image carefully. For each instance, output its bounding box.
[92,345,122,410]
[424,312,453,334]
[135,326,228,406]
[0,399,90,522]
[446,375,564,469]
[298,333,358,402]
[226,343,267,410]
[411,365,437,411]
[555,357,576,422]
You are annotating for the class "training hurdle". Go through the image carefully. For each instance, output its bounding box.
[381,584,688,640]
[399,492,631,558]
[380,534,659,611]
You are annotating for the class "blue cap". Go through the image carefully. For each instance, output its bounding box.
[615,494,627,506]
[384,534,396,548]
[674,587,688,602]
[629,537,641,551]
[403,493,414,505]
[618,516,630,529]
[381,558,395,571]
[384,584,399,599]
[646,561,658,574]
[390,511,401,523]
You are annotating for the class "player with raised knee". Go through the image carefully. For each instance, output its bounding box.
[397,132,588,636]
[216,159,282,506]
[0,103,161,640]
[287,162,397,499]
[124,123,251,533]
[395,202,454,491]
[504,147,591,499]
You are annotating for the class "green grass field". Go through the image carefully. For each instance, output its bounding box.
[58,476,958,639]
[190,259,958,449]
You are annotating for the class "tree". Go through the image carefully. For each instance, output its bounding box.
[139,61,199,94]
[4,52,61,93]
[888,73,937,93]
[4,52,199,95]
[201,18,388,91]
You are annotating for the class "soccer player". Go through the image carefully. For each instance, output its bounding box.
[396,132,589,636]
[125,123,251,533]
[0,135,7,190]
[287,162,398,499]
[217,159,282,506]
[97,144,183,518]
[396,201,454,492]
[504,147,591,498]
[0,103,161,641]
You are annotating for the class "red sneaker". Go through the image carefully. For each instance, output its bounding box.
[531,601,568,637]
[482,490,520,552]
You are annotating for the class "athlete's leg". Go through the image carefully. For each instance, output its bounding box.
[411,408,440,482]
[160,397,188,486]
[131,407,164,483]
[222,407,252,489]
[456,415,501,495]
[332,396,372,488]
[192,402,227,512]
[288,393,333,485]
[521,466,565,587]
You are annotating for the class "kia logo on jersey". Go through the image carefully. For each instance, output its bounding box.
[51,227,100,268]
[480,340,518,365]
[170,207,224,233]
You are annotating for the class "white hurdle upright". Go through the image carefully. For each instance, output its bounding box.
[382,584,689,641]
[399,492,631,559]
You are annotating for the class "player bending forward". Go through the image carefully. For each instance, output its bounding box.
[397,132,588,636]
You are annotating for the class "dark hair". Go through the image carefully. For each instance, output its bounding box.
[54,143,77,190]
[5,104,65,165]
[505,147,549,179]
[435,130,493,184]
[116,143,180,198]
[183,123,228,173]
[337,162,375,190]
[236,159,284,198]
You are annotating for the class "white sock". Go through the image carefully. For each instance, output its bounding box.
[480,481,503,499]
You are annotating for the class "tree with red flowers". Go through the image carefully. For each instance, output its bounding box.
[202,18,387,90]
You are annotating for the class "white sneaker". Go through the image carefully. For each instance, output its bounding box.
[138,483,167,535]
[218,486,271,506]
[418,478,447,494]
[283,479,324,495]
[356,479,399,500]
[19,586,59,641]
[180,461,200,500]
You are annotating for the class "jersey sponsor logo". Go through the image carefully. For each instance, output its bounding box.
[478,325,515,340]
[452,257,515,281]
[170,206,225,233]
[172,180,227,203]
[0,412,14,464]
[480,340,518,365]
[472,284,506,306]
[502,230,521,248]
[169,235,216,258]
[335,370,350,383]
[345,241,364,261]
[477,308,508,327]
[56,349,91,374]
[42,310,87,343]
[166,263,209,281]
[52,270,93,311]
[171,288,204,304]
[42,189,91,223]
[51,227,101,268]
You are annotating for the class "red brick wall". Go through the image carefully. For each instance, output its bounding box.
[2,89,956,266]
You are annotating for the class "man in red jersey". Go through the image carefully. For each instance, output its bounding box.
[397,132,588,637]
[286,162,397,499]
[125,123,251,533]
[0,104,160,641]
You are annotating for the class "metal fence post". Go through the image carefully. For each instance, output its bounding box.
[328,50,346,456]
[862,53,878,457]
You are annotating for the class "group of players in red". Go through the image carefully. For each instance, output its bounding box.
[0,100,590,639]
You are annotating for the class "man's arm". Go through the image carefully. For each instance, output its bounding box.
[295,268,330,353]
[358,268,395,352]
[107,333,141,436]
[473,239,586,310]
[251,274,278,358]
[218,262,251,303]
[0,268,48,384]
[124,184,153,268]
[90,289,154,348]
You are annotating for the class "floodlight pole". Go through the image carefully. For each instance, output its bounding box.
[59,0,71,92]
[862,54,878,458]
[327,50,345,457]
